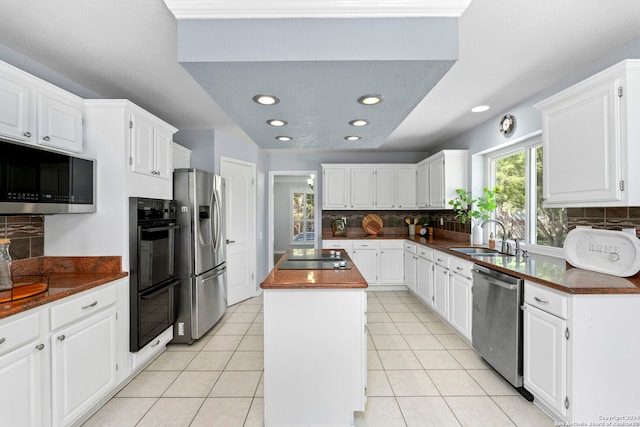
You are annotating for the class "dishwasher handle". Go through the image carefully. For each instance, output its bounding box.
[472,268,520,291]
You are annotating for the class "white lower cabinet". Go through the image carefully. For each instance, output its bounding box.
[416,246,434,307]
[432,257,449,320]
[448,256,473,341]
[351,242,378,285]
[378,241,404,285]
[403,242,417,294]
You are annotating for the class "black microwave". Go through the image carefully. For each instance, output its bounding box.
[0,140,96,214]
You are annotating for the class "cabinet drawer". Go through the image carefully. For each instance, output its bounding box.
[379,240,403,250]
[524,281,568,319]
[449,256,473,278]
[403,242,417,253]
[433,251,449,268]
[352,241,378,250]
[0,312,40,356]
[323,240,352,252]
[50,284,117,330]
[416,246,434,261]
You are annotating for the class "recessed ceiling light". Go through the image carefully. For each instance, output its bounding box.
[253,94,280,105]
[357,95,383,105]
[349,119,369,127]
[276,136,292,142]
[344,136,361,141]
[267,119,287,127]
[471,105,490,113]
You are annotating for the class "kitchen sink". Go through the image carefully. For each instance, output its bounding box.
[449,247,506,256]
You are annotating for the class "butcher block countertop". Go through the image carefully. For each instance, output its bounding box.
[323,229,640,295]
[261,249,368,289]
[0,256,127,320]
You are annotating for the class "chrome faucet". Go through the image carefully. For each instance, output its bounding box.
[481,219,512,254]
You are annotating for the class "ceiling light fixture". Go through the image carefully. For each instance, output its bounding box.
[357,95,383,105]
[253,94,280,105]
[471,105,490,113]
[344,136,361,141]
[349,119,369,127]
[267,119,287,127]
[276,136,292,142]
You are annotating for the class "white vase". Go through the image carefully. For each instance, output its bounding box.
[472,223,483,245]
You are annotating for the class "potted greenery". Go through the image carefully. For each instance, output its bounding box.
[448,187,499,244]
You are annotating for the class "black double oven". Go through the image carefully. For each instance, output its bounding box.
[129,197,180,352]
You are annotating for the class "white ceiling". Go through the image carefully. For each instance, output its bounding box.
[2,0,640,152]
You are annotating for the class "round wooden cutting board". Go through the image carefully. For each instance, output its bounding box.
[362,214,383,235]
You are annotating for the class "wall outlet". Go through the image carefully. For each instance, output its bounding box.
[178,322,184,336]
[440,218,444,226]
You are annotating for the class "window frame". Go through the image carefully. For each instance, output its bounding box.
[485,134,564,258]
[289,187,315,245]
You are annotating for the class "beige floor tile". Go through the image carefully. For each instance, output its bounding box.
[368,312,393,322]
[226,312,258,323]
[367,334,376,350]
[467,370,519,396]
[396,396,461,427]
[83,397,157,427]
[414,350,463,370]
[226,304,240,313]
[414,311,442,322]
[428,370,486,396]
[368,351,383,370]
[226,351,264,370]
[253,312,264,322]
[449,349,490,369]
[202,335,243,351]
[367,370,393,396]
[367,322,400,335]
[383,303,411,313]
[371,334,409,350]
[117,371,180,397]
[386,370,440,396]
[436,334,471,349]
[190,397,252,427]
[403,334,444,350]
[137,397,204,427]
[244,398,264,427]
[165,336,211,352]
[406,303,431,314]
[185,351,233,371]
[209,370,261,397]
[214,322,251,335]
[389,312,420,323]
[354,397,406,427]
[395,322,429,335]
[492,396,556,427]
[238,335,264,351]
[246,323,264,336]
[424,321,455,334]
[445,396,515,427]
[378,350,423,370]
[394,290,412,296]
[377,296,403,304]
[163,371,221,397]
[146,351,196,371]
[367,302,386,313]
[234,303,262,313]
[399,295,419,304]
[255,373,264,397]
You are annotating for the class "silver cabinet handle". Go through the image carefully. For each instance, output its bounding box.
[57,335,66,341]
[43,135,50,141]
[151,339,161,347]
[534,297,549,305]
[82,301,98,310]
[23,131,31,137]
[226,239,236,244]
[36,343,45,351]
[0,338,5,345]
[456,267,463,270]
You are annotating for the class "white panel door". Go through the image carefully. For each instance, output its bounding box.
[350,168,375,209]
[432,263,449,319]
[0,342,44,427]
[37,92,83,153]
[449,272,472,341]
[428,154,446,208]
[0,74,33,143]
[397,166,417,208]
[130,113,155,176]
[221,157,256,306]
[351,249,377,285]
[417,256,433,306]
[322,167,349,209]
[403,251,417,293]
[375,167,395,208]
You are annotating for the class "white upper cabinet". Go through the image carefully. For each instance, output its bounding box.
[375,167,396,209]
[172,142,191,170]
[397,166,417,208]
[350,167,376,209]
[0,60,83,153]
[129,110,176,180]
[535,59,640,207]
[322,166,350,209]
[417,150,468,210]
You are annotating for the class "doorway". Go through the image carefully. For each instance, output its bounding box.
[268,171,319,269]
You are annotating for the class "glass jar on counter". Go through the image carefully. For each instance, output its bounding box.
[0,238,12,291]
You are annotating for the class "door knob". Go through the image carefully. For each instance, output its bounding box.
[226,239,236,244]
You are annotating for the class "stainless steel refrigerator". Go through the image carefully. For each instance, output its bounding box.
[172,168,227,344]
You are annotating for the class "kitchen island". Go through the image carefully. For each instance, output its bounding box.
[260,249,368,427]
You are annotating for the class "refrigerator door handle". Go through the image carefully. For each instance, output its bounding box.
[210,186,217,254]
[213,187,223,253]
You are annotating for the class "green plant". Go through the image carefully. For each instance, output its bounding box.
[417,217,430,225]
[448,187,499,225]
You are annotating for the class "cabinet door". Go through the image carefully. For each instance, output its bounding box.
[523,304,567,417]
[417,257,433,306]
[428,154,445,208]
[379,248,404,284]
[154,126,173,180]
[37,92,83,153]
[375,167,396,208]
[350,168,375,209]
[173,143,191,170]
[323,167,350,209]
[0,342,45,427]
[51,305,117,427]
[351,250,377,285]
[432,263,449,319]
[130,113,156,176]
[0,74,34,143]
[403,251,417,293]
[397,167,417,208]
[449,272,472,341]
[540,74,621,206]
[416,163,429,208]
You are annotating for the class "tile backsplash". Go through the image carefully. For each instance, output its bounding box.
[0,216,45,260]
[567,207,640,235]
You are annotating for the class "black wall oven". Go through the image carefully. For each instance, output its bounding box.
[129,197,180,352]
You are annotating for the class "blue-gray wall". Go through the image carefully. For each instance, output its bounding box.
[173,129,215,173]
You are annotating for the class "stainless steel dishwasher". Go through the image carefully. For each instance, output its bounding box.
[471,264,525,389]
